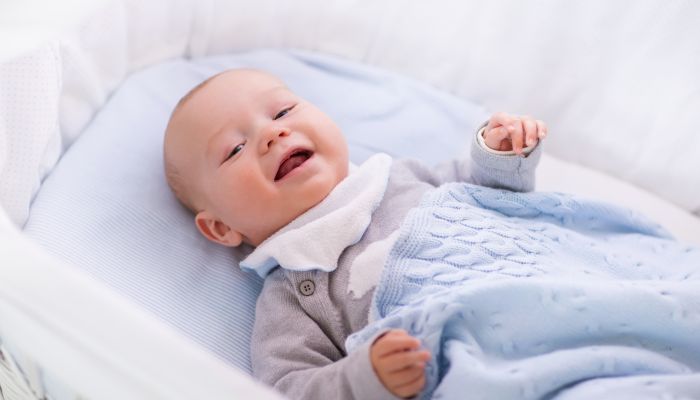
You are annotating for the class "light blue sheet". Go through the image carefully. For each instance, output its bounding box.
[346,183,700,399]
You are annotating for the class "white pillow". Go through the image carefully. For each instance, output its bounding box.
[23,49,488,372]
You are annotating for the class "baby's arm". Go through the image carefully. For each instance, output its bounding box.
[430,112,548,191]
[251,270,403,400]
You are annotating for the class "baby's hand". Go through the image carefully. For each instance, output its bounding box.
[482,112,548,155]
[370,329,431,398]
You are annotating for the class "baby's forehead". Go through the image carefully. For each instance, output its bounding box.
[168,69,290,141]
[183,70,288,117]
[211,69,286,92]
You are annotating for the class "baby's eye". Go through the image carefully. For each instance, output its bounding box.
[225,143,245,162]
[274,105,295,120]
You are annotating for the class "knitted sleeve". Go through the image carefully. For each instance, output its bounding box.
[250,269,401,400]
[430,123,543,192]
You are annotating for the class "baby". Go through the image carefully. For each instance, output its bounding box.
[163,69,547,399]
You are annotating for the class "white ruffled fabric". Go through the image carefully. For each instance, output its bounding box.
[241,153,393,277]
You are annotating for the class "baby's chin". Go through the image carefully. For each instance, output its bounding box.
[249,160,349,246]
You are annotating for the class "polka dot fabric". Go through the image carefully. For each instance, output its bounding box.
[0,43,62,227]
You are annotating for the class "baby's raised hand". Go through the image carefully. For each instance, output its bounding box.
[482,112,548,155]
[370,329,431,398]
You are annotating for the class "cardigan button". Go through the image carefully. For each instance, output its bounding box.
[299,280,315,296]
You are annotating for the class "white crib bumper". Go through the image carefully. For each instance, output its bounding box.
[0,212,282,400]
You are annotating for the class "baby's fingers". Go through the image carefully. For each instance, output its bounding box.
[373,330,420,357]
[536,119,548,139]
[393,372,427,399]
[483,126,510,151]
[389,362,426,383]
[486,111,511,131]
[522,118,538,147]
[507,119,524,155]
[383,350,431,373]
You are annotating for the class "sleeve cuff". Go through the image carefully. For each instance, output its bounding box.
[469,121,543,192]
[476,124,536,156]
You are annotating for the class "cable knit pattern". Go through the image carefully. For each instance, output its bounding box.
[347,183,700,400]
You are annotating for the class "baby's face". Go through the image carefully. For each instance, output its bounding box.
[168,70,349,246]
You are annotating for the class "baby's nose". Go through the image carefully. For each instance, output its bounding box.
[260,126,290,152]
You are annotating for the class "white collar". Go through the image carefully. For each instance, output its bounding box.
[240,153,393,278]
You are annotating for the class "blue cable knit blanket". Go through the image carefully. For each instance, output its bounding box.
[346,183,700,399]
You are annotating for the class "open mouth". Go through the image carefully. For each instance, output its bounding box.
[275,149,313,181]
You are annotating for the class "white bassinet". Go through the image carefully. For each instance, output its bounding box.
[1,1,700,399]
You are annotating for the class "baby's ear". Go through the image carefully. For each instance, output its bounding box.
[194,211,243,247]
